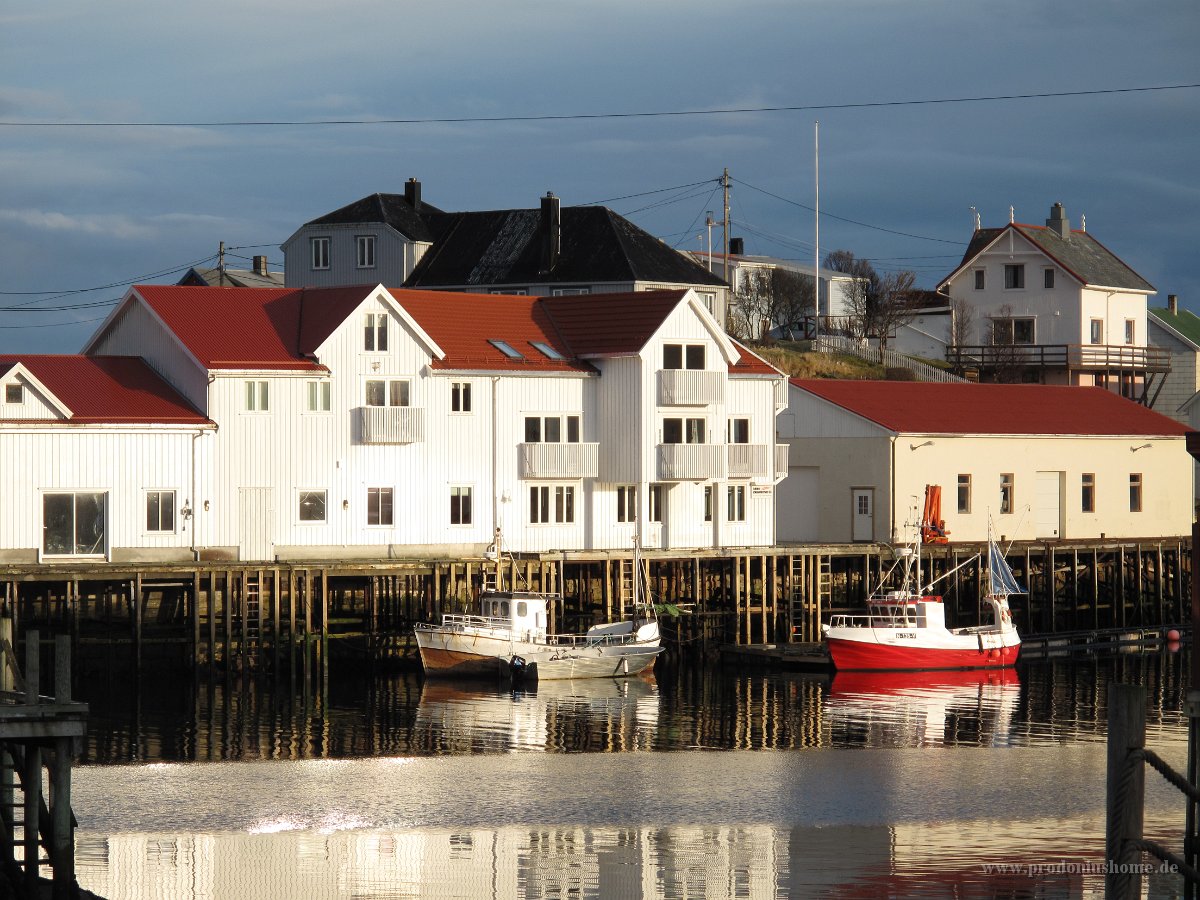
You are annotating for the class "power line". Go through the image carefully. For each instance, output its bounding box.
[582,180,717,206]
[0,253,217,304]
[2,83,1195,129]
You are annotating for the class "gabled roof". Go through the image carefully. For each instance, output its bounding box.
[305,192,443,243]
[406,206,726,289]
[790,379,1189,437]
[126,285,377,370]
[942,224,1154,293]
[0,355,209,424]
[178,266,285,288]
[1149,306,1200,351]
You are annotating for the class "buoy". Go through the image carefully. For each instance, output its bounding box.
[1167,629,1181,642]
[1168,640,1181,653]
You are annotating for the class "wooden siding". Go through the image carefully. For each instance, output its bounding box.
[282,224,431,289]
[0,374,59,420]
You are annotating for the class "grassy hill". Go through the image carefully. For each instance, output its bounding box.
[750,340,886,379]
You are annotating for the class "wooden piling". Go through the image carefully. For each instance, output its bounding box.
[1106,682,1146,900]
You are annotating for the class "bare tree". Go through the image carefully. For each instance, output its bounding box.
[728,269,771,340]
[949,297,977,374]
[823,250,917,350]
[770,268,816,339]
[987,303,1026,383]
[728,267,816,340]
[871,270,917,352]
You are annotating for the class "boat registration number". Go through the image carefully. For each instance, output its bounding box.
[894,632,916,639]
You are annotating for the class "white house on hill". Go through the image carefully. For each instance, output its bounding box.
[777,379,1192,545]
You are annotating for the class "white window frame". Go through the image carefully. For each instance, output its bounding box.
[311,236,330,270]
[616,485,637,523]
[365,379,410,407]
[957,474,971,515]
[1082,473,1095,513]
[727,417,750,444]
[662,343,706,370]
[1125,319,1135,345]
[244,380,269,412]
[727,484,746,522]
[973,269,985,290]
[1129,473,1143,513]
[356,234,376,269]
[450,486,473,526]
[451,381,473,413]
[306,380,331,412]
[42,490,108,558]
[524,414,581,443]
[364,312,389,352]
[662,417,706,445]
[1003,264,1025,290]
[551,287,591,296]
[5,383,22,404]
[1043,268,1055,289]
[1000,473,1014,515]
[530,484,576,524]
[298,490,327,523]
[145,489,176,534]
[1090,318,1104,345]
[367,487,394,526]
[649,484,665,523]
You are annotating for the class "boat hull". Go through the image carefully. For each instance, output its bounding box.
[826,633,1020,671]
[506,646,664,681]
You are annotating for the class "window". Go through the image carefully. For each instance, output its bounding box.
[364,313,388,352]
[697,292,716,314]
[356,235,376,269]
[490,288,528,296]
[551,287,590,296]
[524,415,580,443]
[530,485,575,524]
[1125,319,1135,345]
[366,380,409,407]
[530,342,564,360]
[990,317,1034,345]
[5,384,21,404]
[1012,319,1035,344]
[1129,473,1142,513]
[1044,268,1055,289]
[1090,319,1104,345]
[245,380,269,411]
[974,269,985,290]
[43,492,106,556]
[662,343,706,370]
[298,491,326,522]
[727,418,750,444]
[957,475,971,514]
[663,417,705,444]
[367,488,394,526]
[311,237,330,270]
[727,485,746,522]
[1081,473,1095,513]
[307,380,331,412]
[146,490,175,533]
[1004,264,1024,289]
[616,486,637,523]
[649,485,665,523]
[1000,474,1014,515]
[704,485,713,522]
[450,486,472,525]
[452,382,472,413]
[488,340,524,360]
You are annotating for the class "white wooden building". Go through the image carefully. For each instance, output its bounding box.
[777,379,1192,545]
[69,284,784,561]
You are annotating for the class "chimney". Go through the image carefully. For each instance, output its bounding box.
[540,192,561,272]
[253,255,269,277]
[1046,202,1070,239]
[404,178,422,212]
[729,237,745,256]
[1169,294,1179,315]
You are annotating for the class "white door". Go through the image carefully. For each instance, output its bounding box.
[238,487,275,561]
[1035,471,1063,539]
[851,488,874,542]
[777,466,819,542]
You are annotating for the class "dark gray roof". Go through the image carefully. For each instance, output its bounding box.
[178,267,285,288]
[947,224,1154,292]
[405,206,727,289]
[307,193,443,243]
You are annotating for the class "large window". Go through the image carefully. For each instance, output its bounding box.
[530,485,575,524]
[307,380,331,412]
[364,313,388,352]
[367,487,394,526]
[1000,474,1014,515]
[146,490,175,533]
[524,415,580,443]
[311,237,330,270]
[663,417,705,444]
[991,317,1034,345]
[452,382,472,413]
[1004,264,1024,289]
[957,474,971,514]
[298,491,326,522]
[662,343,706,370]
[366,380,409,407]
[727,485,746,522]
[616,485,637,523]
[245,380,269,411]
[1082,473,1095,513]
[356,235,376,269]
[43,492,106,556]
[450,486,472,525]
[1129,473,1143,513]
[727,418,750,444]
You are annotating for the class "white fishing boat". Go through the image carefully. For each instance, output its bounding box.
[822,523,1023,671]
[414,534,662,680]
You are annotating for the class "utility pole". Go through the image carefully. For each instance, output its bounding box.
[218,241,227,286]
[721,168,730,266]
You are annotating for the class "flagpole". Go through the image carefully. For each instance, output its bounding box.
[813,120,820,342]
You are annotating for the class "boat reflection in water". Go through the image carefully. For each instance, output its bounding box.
[825,667,1021,748]
[414,676,662,753]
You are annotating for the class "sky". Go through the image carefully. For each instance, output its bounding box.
[1,0,1197,354]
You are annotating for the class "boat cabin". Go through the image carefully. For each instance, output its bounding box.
[866,593,947,630]
[478,591,549,639]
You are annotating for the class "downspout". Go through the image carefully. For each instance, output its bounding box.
[491,374,500,553]
[889,434,897,544]
[191,429,200,560]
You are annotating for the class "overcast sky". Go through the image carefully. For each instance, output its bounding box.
[2,0,1197,353]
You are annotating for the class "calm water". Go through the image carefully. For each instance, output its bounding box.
[72,648,1193,898]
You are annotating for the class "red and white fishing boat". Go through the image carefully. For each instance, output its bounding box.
[822,526,1022,671]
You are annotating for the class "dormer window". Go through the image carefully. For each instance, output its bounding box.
[5,384,21,404]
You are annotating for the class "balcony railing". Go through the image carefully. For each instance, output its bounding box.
[358,406,424,444]
[657,369,724,406]
[775,444,790,477]
[773,377,789,408]
[946,343,1171,373]
[657,444,726,481]
[518,442,600,479]
[727,444,770,479]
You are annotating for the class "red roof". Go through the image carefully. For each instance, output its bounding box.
[791,379,1191,437]
[541,290,689,356]
[0,356,209,424]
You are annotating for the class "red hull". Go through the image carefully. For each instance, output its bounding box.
[827,637,1020,672]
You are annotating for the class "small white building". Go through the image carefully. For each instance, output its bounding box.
[777,379,1192,544]
[74,284,785,561]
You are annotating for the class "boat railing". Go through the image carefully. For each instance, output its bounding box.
[827,611,920,629]
[418,614,645,647]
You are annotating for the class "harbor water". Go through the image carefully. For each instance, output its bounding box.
[72,648,1191,898]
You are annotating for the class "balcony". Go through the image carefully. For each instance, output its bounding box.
[946,343,1171,374]
[657,369,724,406]
[358,406,424,444]
[657,444,726,481]
[518,442,600,479]
[726,444,770,479]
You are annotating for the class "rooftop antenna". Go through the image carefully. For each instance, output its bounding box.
[970,207,980,231]
[1009,206,1015,224]
[1081,213,1087,233]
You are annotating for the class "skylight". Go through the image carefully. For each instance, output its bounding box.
[530,341,565,360]
[488,340,525,360]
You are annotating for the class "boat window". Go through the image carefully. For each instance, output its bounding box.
[517,601,528,617]
[500,600,510,617]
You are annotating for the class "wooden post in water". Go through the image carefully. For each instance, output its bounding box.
[1106,681,1146,900]
[23,630,40,895]
[51,635,73,900]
